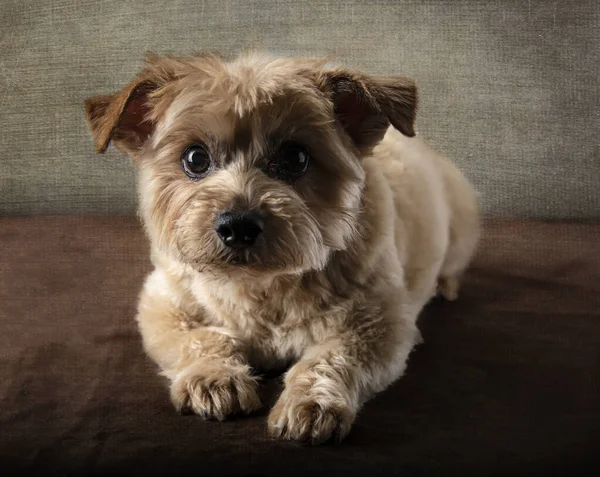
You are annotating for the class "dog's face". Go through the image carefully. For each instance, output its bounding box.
[85,53,417,278]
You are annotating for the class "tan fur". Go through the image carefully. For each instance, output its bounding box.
[84,51,479,444]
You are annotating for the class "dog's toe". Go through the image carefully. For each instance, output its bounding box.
[170,363,261,420]
[268,390,355,445]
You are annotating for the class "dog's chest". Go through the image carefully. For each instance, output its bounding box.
[191,277,332,368]
[224,298,317,369]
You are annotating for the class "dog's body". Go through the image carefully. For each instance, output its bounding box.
[85,52,479,444]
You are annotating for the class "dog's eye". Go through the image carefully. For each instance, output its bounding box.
[181,143,212,180]
[268,142,310,181]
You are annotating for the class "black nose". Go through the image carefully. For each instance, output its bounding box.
[215,211,264,248]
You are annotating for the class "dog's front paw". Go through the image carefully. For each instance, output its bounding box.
[170,360,261,420]
[268,387,355,445]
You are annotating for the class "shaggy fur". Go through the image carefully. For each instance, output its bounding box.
[84,51,479,444]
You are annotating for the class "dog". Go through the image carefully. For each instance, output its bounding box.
[84,51,479,445]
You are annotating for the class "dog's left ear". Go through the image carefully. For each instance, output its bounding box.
[318,69,417,148]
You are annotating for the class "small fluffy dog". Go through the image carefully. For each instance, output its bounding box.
[85,52,479,444]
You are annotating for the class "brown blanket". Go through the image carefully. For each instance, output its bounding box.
[1,217,598,476]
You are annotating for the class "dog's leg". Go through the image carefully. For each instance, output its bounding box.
[437,190,480,302]
[437,275,460,301]
[136,270,261,420]
[268,314,418,444]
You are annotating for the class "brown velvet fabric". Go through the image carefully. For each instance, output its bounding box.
[1,217,599,476]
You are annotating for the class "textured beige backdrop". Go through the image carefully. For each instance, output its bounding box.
[1,0,598,218]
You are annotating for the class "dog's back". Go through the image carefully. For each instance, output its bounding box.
[372,126,479,306]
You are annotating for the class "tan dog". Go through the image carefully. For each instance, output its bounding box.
[84,52,479,444]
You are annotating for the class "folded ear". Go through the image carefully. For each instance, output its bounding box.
[318,68,418,148]
[84,79,160,155]
[84,51,189,155]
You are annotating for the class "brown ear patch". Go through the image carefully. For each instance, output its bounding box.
[319,69,418,148]
[368,76,418,138]
[84,94,114,153]
[328,75,391,148]
[84,80,158,154]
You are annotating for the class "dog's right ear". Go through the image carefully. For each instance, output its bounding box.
[84,78,160,155]
[84,52,188,155]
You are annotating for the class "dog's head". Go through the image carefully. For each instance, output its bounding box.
[85,52,417,278]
